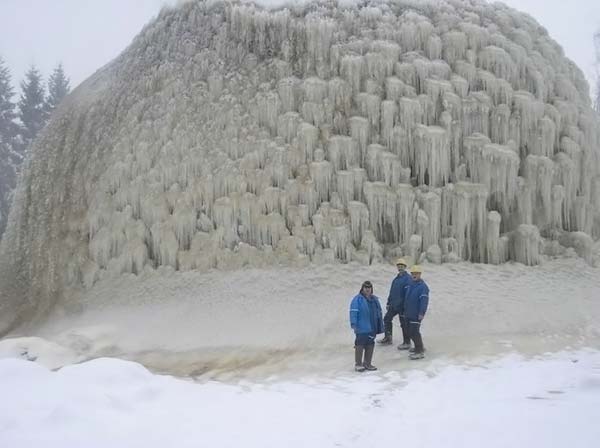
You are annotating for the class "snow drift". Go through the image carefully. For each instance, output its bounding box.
[1,0,600,334]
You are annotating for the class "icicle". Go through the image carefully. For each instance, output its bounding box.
[380,100,397,149]
[523,155,554,228]
[363,181,397,243]
[341,55,364,95]
[336,170,354,208]
[477,69,513,106]
[416,209,428,249]
[378,151,408,187]
[451,182,489,262]
[349,116,370,165]
[427,35,442,60]
[408,234,423,265]
[348,201,369,247]
[551,185,564,229]
[303,77,328,103]
[371,40,401,77]
[395,97,423,166]
[213,197,239,249]
[490,104,511,144]
[553,152,576,230]
[258,212,289,249]
[478,46,517,84]
[305,17,336,78]
[396,184,416,244]
[485,211,502,264]
[424,79,453,119]
[352,167,367,202]
[278,77,302,113]
[530,116,556,158]
[385,77,416,102]
[366,144,384,181]
[172,202,197,251]
[462,92,492,138]
[510,224,541,265]
[365,52,387,86]
[464,134,520,215]
[420,191,441,249]
[442,31,468,66]
[356,92,381,137]
[413,125,451,187]
[277,112,302,143]
[256,90,281,135]
[309,154,333,203]
[394,62,417,89]
[297,122,319,165]
[512,91,545,157]
[150,221,179,268]
[328,77,351,115]
[327,135,358,172]
[450,75,469,98]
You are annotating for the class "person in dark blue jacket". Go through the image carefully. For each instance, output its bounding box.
[349,280,384,372]
[378,258,412,349]
[404,265,430,360]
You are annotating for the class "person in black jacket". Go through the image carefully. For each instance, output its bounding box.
[378,258,412,349]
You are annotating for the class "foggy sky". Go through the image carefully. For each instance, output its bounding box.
[0,0,598,92]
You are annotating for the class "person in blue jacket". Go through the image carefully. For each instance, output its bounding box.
[349,280,384,372]
[378,258,412,349]
[404,265,430,360]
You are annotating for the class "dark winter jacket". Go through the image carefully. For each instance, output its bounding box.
[349,293,384,335]
[404,279,430,321]
[387,271,412,312]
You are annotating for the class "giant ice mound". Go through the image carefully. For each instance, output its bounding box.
[1,0,599,333]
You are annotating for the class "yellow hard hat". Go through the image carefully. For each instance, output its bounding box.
[410,265,423,274]
[395,258,407,266]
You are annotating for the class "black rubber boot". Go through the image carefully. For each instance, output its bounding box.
[355,345,366,372]
[363,345,377,371]
[377,334,392,345]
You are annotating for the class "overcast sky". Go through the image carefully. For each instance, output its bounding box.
[0,0,599,92]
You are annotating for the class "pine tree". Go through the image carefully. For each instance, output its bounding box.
[0,57,20,236]
[594,30,600,114]
[17,65,47,151]
[45,63,70,115]
[0,57,18,150]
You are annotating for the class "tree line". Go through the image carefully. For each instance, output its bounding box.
[595,29,600,114]
[0,57,71,237]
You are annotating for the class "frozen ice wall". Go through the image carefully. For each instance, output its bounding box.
[1,0,599,333]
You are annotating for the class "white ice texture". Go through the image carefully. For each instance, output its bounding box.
[1,0,600,332]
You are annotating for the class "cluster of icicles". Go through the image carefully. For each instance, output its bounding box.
[78,0,600,287]
[6,0,600,299]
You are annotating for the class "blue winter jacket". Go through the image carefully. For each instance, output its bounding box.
[349,293,384,335]
[403,280,430,321]
[387,271,412,311]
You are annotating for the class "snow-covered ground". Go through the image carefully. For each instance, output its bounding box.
[5,258,598,379]
[1,351,599,447]
[1,259,599,446]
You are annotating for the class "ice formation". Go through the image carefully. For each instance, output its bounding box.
[1,0,600,333]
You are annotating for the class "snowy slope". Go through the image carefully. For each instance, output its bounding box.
[1,350,599,448]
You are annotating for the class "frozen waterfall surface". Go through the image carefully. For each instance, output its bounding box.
[0,0,600,338]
